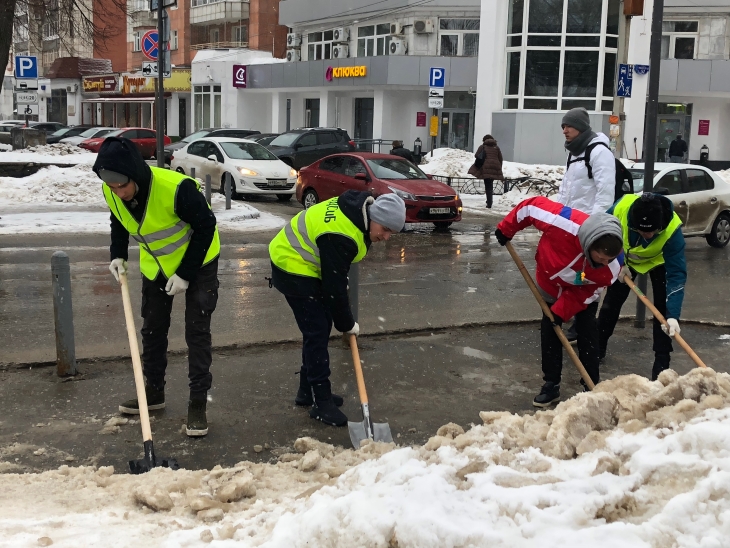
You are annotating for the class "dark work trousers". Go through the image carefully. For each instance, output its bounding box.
[284,294,333,385]
[484,178,494,208]
[598,264,673,361]
[141,258,219,396]
[542,302,600,385]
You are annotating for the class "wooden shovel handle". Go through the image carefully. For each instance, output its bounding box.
[119,273,153,442]
[505,242,595,390]
[623,274,707,369]
[349,334,369,405]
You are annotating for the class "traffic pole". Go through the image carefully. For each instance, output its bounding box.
[155,2,165,168]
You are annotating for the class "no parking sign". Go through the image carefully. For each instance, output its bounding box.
[142,30,166,61]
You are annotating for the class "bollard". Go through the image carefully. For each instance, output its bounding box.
[51,252,77,376]
[204,173,212,205]
[225,172,232,210]
[634,274,648,328]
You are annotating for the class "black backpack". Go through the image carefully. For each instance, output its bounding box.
[566,142,633,202]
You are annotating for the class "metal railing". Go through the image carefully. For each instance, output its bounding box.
[429,175,559,197]
[352,138,402,153]
[190,41,249,50]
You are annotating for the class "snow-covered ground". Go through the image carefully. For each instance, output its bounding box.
[0,154,286,234]
[0,367,728,547]
[0,143,97,165]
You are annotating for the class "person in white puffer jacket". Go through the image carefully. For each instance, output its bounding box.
[556,108,616,215]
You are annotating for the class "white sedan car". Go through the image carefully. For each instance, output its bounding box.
[629,163,730,248]
[170,137,297,201]
[60,127,118,145]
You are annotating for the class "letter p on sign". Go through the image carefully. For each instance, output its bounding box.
[429,67,445,88]
[15,56,38,79]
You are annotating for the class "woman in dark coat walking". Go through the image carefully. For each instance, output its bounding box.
[468,135,504,208]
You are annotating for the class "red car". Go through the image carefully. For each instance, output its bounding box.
[296,152,463,228]
[79,127,171,159]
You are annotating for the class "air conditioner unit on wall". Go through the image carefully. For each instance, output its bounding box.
[389,37,407,55]
[286,32,301,48]
[66,84,78,93]
[333,44,349,59]
[286,49,300,62]
[413,19,434,34]
[390,22,403,35]
[332,27,349,42]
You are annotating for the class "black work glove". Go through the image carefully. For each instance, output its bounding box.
[494,228,511,246]
[551,313,564,327]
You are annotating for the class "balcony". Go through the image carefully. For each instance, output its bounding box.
[190,0,249,25]
[191,41,248,50]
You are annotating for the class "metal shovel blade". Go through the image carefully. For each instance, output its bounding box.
[129,440,180,474]
[373,422,393,443]
[348,405,393,448]
[348,419,370,449]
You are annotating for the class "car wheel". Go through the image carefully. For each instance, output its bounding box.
[276,194,293,201]
[705,212,730,248]
[433,221,453,230]
[303,189,319,209]
[175,167,185,174]
[220,174,240,200]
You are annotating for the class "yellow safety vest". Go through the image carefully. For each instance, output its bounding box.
[103,167,221,281]
[269,197,368,278]
[613,194,682,274]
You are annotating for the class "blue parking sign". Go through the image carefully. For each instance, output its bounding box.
[429,67,445,88]
[14,56,38,79]
[616,63,632,98]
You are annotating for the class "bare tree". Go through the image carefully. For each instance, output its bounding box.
[1,0,127,88]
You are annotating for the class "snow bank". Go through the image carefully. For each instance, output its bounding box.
[718,169,730,186]
[0,164,106,206]
[0,143,97,165]
[2,368,729,547]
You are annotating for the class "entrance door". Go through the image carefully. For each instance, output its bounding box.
[354,98,374,151]
[179,98,187,138]
[656,113,691,162]
[439,109,473,151]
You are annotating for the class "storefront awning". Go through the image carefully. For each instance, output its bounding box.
[81,96,168,103]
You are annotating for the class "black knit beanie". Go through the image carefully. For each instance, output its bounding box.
[631,193,664,232]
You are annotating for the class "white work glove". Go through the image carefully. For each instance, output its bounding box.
[165,274,189,296]
[662,318,680,337]
[109,258,128,282]
[618,265,632,284]
[346,322,360,337]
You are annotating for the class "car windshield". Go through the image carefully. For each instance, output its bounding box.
[79,128,103,137]
[51,128,72,137]
[366,159,429,180]
[220,141,278,160]
[104,129,124,138]
[629,169,660,193]
[182,130,210,143]
[268,133,301,147]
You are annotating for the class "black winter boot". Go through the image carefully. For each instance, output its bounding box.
[186,395,208,437]
[309,381,347,426]
[533,382,561,408]
[651,353,671,381]
[119,385,165,414]
[295,368,344,407]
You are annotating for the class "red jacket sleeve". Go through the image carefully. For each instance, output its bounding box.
[496,197,570,239]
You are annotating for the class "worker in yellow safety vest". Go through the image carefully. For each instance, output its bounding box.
[93,137,221,437]
[269,190,406,427]
[598,192,686,380]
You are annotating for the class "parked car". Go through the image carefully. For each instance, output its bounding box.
[163,128,217,164]
[0,120,26,127]
[170,137,297,201]
[247,133,280,146]
[60,127,118,145]
[297,152,463,228]
[207,128,260,139]
[267,128,355,170]
[629,163,730,248]
[29,122,66,134]
[79,127,171,159]
[47,126,93,144]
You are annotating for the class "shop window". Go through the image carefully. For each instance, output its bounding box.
[304,99,320,127]
[562,50,599,97]
[133,31,142,52]
[661,21,698,60]
[439,19,480,56]
[357,24,391,57]
[524,50,560,97]
[308,31,335,61]
[193,85,221,131]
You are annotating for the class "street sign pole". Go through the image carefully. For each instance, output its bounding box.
[155,4,165,167]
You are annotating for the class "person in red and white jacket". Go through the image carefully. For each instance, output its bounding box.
[495,196,624,407]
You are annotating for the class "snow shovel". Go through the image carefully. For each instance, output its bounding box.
[622,274,708,369]
[348,334,393,448]
[505,242,596,390]
[119,272,179,474]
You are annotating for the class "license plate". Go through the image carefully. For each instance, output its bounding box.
[430,208,451,214]
[266,179,286,186]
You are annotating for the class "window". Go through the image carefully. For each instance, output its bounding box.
[320,157,345,172]
[133,31,142,52]
[305,98,320,127]
[344,158,367,177]
[210,28,220,43]
[656,170,683,195]
[171,30,178,50]
[685,169,714,192]
[357,24,391,57]
[193,85,222,130]
[297,134,317,147]
[316,132,336,145]
[439,19,480,56]
[192,0,224,6]
[233,25,248,44]
[308,30,335,60]
[138,130,155,139]
[220,142,277,160]
[503,0,618,111]
[661,21,698,60]
[187,141,207,157]
[121,130,138,139]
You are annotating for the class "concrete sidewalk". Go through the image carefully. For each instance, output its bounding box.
[1,321,727,474]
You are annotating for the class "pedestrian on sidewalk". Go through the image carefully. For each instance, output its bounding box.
[93,137,221,437]
[556,107,616,343]
[269,190,405,426]
[494,197,624,407]
[389,140,416,163]
[668,134,688,163]
[598,192,686,380]
[468,134,504,209]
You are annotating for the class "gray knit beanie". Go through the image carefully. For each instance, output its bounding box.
[561,107,592,133]
[369,193,406,232]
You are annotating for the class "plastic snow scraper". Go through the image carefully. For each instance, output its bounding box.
[347,334,393,448]
[118,273,179,474]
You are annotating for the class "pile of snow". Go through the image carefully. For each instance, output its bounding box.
[0,164,106,206]
[0,143,97,165]
[718,169,730,186]
[2,368,730,546]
